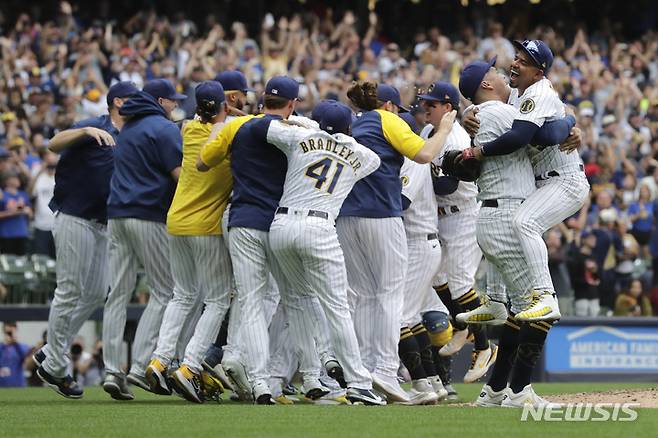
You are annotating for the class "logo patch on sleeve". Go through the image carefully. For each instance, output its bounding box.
[401,176,409,186]
[520,99,535,114]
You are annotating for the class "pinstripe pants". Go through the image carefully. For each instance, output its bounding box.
[477,200,533,314]
[270,213,371,389]
[336,216,407,379]
[434,205,482,298]
[513,172,589,293]
[43,213,108,377]
[402,235,447,327]
[153,234,232,372]
[102,218,174,376]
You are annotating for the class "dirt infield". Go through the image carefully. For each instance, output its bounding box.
[548,388,658,408]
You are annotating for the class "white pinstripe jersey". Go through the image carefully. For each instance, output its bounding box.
[508,78,582,176]
[474,100,535,200]
[400,158,438,238]
[421,122,479,207]
[266,120,381,219]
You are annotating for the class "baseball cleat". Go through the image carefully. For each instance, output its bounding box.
[274,394,296,405]
[429,376,449,401]
[457,299,508,325]
[222,358,253,401]
[444,384,459,401]
[172,365,204,404]
[475,384,508,407]
[325,359,347,389]
[37,367,83,399]
[404,379,439,405]
[145,358,172,395]
[252,381,275,405]
[103,374,134,401]
[515,291,561,321]
[346,387,386,406]
[464,343,498,383]
[200,369,224,403]
[202,361,234,392]
[501,384,562,408]
[303,385,331,401]
[372,373,411,403]
[127,372,151,392]
[439,328,469,356]
[32,348,46,367]
[310,388,351,405]
[283,383,299,396]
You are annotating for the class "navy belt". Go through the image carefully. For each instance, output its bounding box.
[535,164,585,181]
[276,207,329,220]
[427,233,439,240]
[438,206,460,216]
[482,199,498,208]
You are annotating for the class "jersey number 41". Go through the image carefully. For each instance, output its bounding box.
[305,158,345,194]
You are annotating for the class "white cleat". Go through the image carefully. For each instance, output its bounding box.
[457,300,508,325]
[463,343,498,383]
[403,379,439,405]
[501,384,562,408]
[429,376,449,401]
[439,328,469,356]
[515,291,561,322]
[475,384,508,407]
[372,373,411,403]
[222,358,253,402]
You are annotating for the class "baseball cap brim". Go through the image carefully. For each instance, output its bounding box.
[417,94,442,102]
[170,92,188,100]
[512,41,542,69]
[397,103,410,113]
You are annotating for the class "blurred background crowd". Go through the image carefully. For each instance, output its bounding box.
[1,1,658,383]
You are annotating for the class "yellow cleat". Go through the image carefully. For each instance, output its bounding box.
[200,370,224,403]
[457,299,508,326]
[515,291,561,322]
[145,358,171,395]
[173,365,204,404]
[274,394,295,405]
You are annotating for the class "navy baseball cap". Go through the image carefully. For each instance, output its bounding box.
[377,84,409,112]
[319,102,353,135]
[195,81,225,104]
[311,99,337,122]
[399,112,419,134]
[459,56,497,101]
[265,76,300,100]
[106,81,139,107]
[418,81,460,107]
[214,70,253,93]
[512,39,554,74]
[143,79,187,101]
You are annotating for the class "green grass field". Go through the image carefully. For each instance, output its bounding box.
[1,383,657,437]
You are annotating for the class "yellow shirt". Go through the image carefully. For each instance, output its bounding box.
[167,120,232,236]
[376,109,425,159]
[200,114,261,168]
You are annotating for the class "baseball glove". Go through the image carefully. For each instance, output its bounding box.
[441,149,481,182]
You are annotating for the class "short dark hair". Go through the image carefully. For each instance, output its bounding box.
[264,94,291,110]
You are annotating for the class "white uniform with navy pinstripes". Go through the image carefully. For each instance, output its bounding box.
[474,100,536,313]
[267,120,380,389]
[103,218,175,377]
[507,79,590,294]
[42,213,109,377]
[399,159,448,327]
[422,123,482,298]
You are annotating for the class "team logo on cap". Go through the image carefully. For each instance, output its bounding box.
[525,40,539,55]
[271,88,279,94]
[520,99,535,114]
[427,83,435,93]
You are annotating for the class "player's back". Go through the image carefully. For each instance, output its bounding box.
[266,120,381,219]
[474,100,535,200]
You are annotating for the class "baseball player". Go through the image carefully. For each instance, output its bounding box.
[197,76,331,404]
[453,59,562,408]
[417,82,497,384]
[215,70,252,115]
[459,41,589,323]
[35,82,138,398]
[266,101,386,405]
[339,81,455,403]
[102,79,185,401]
[144,81,232,404]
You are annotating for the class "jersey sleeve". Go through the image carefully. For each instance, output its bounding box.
[287,115,320,130]
[400,159,426,203]
[200,115,253,167]
[378,110,425,159]
[514,81,562,127]
[354,140,381,179]
[266,120,313,155]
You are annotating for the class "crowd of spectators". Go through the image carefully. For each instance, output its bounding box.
[1,2,658,317]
